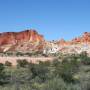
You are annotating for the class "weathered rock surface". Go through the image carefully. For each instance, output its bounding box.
[0,30,45,52]
[0,30,44,45]
[0,30,90,54]
[72,32,90,44]
[44,32,90,54]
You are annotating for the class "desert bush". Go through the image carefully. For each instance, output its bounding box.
[17,59,29,68]
[16,52,24,56]
[24,52,32,56]
[0,53,90,89]
[0,63,8,85]
[5,61,12,67]
[29,61,49,83]
[53,58,80,83]
[78,52,90,65]
[40,77,82,90]
[40,78,67,90]
[81,57,90,65]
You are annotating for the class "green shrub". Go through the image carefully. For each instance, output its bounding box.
[78,52,90,65]
[0,63,8,85]
[53,59,80,83]
[5,61,12,67]
[17,59,29,68]
[0,63,4,72]
[30,61,49,83]
[40,78,81,90]
[40,78,66,90]
[0,53,90,89]
[81,57,90,65]
[16,52,24,56]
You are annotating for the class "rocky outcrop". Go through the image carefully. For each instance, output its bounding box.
[43,32,90,54]
[0,30,90,54]
[0,29,45,52]
[72,32,90,44]
[57,32,90,46]
[0,30,44,45]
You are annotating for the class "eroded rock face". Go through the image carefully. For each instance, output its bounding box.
[0,30,90,53]
[43,32,90,54]
[57,32,90,46]
[0,30,44,45]
[0,30,45,52]
[72,32,90,44]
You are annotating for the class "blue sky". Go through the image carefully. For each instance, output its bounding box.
[0,0,90,40]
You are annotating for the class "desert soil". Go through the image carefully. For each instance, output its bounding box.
[0,56,54,66]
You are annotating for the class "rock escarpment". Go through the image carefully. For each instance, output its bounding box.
[0,30,45,52]
[0,29,90,54]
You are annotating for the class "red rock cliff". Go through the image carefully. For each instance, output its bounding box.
[0,29,44,45]
[72,32,90,44]
[57,32,90,46]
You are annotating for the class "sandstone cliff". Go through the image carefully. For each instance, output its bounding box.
[0,30,45,52]
[0,30,90,54]
[72,32,90,44]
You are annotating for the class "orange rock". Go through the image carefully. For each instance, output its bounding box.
[71,32,90,44]
[0,30,44,46]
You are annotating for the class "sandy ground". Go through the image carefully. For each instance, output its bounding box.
[0,56,54,66]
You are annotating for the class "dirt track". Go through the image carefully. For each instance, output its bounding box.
[0,57,54,66]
